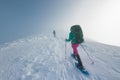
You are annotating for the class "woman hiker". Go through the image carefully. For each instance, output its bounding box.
[65,25,85,69]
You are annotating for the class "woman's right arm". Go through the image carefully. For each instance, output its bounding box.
[66,32,74,42]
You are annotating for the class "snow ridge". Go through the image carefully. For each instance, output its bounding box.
[0,35,120,80]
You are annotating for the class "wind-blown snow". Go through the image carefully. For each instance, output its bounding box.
[0,34,120,80]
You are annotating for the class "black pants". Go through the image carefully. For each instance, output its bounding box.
[76,54,83,67]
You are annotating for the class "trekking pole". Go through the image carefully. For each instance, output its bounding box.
[81,45,94,64]
[65,40,67,59]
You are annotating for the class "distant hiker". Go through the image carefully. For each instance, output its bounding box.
[65,25,85,69]
[53,30,56,38]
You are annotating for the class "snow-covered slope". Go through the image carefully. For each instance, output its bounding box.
[0,34,120,80]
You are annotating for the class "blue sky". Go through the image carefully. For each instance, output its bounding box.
[0,0,120,46]
[0,0,78,43]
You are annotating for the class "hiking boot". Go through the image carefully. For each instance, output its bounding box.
[76,63,85,70]
[71,54,78,60]
[75,55,85,70]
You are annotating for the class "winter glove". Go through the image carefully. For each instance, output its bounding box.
[65,39,70,42]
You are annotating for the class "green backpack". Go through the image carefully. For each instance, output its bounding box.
[70,25,84,43]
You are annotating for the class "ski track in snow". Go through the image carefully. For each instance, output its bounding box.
[0,34,120,80]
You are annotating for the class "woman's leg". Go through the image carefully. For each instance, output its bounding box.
[72,44,79,55]
[72,44,84,68]
[76,55,84,67]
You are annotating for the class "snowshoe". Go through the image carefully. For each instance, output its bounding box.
[75,62,89,76]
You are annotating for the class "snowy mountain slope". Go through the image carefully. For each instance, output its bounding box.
[0,34,120,80]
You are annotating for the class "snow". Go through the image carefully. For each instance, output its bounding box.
[0,34,120,80]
